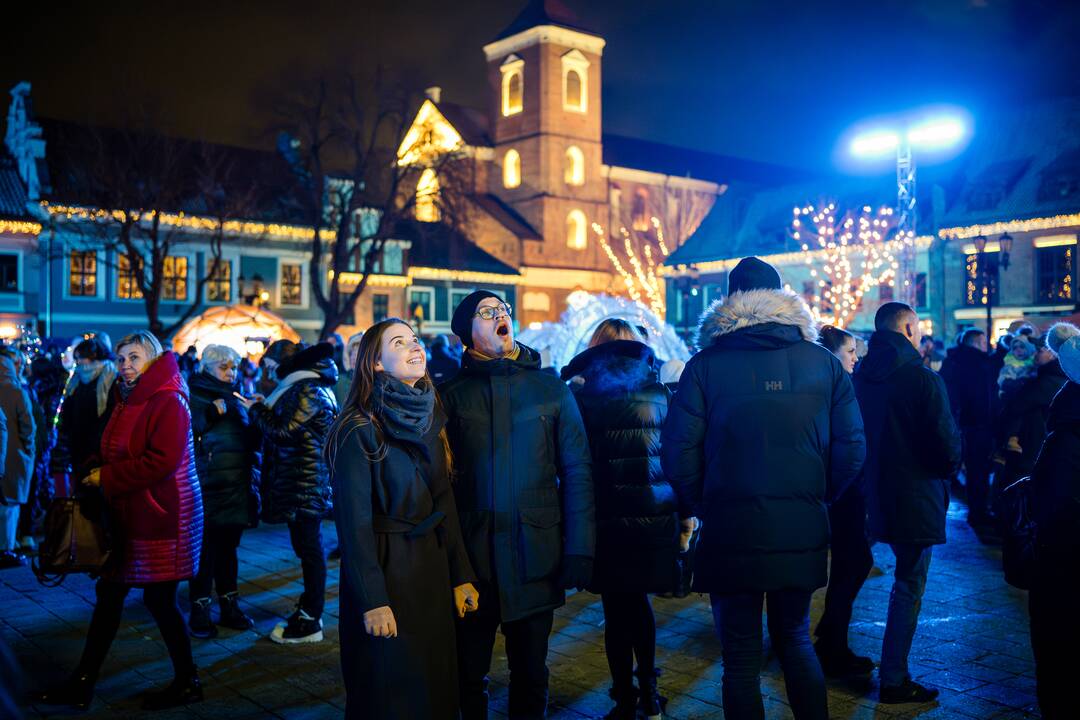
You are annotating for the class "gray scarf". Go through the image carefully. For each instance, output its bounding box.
[65,360,117,416]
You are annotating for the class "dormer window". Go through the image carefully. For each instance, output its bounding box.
[501,55,525,117]
[561,49,589,113]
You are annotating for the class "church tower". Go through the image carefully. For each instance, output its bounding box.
[482,0,608,272]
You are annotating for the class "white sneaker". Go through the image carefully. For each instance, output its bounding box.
[269,608,324,644]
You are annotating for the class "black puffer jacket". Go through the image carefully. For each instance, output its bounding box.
[562,340,679,594]
[1031,381,1080,561]
[662,290,866,594]
[189,371,261,529]
[940,344,996,429]
[251,357,338,523]
[854,331,962,545]
[442,344,594,623]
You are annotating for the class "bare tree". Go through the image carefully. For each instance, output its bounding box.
[45,119,263,341]
[270,70,471,340]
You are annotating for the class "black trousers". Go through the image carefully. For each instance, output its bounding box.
[600,592,656,690]
[189,525,245,600]
[961,425,994,523]
[815,490,874,651]
[287,517,326,619]
[1029,550,1080,720]
[457,581,554,719]
[79,578,195,681]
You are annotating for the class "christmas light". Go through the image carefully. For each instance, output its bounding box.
[0,220,41,236]
[939,213,1080,240]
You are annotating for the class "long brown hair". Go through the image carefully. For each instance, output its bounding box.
[588,318,643,348]
[326,318,452,473]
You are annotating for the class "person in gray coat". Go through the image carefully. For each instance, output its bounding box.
[0,351,35,568]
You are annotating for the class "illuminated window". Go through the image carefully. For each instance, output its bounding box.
[632,188,649,231]
[117,254,143,299]
[500,55,524,117]
[503,149,521,188]
[69,250,97,297]
[565,146,585,186]
[162,256,188,301]
[372,293,389,322]
[1036,245,1074,302]
[561,49,589,113]
[281,263,303,305]
[416,168,440,222]
[566,209,588,250]
[523,291,552,312]
[206,259,231,302]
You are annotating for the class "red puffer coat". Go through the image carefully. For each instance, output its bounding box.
[100,352,203,584]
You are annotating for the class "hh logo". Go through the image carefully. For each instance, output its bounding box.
[764,380,784,391]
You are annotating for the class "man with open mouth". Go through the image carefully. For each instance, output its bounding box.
[441,290,596,719]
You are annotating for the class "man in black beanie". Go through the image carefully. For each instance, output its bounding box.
[442,291,595,719]
[662,256,865,719]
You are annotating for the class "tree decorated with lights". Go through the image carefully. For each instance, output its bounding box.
[591,216,670,319]
[792,202,903,328]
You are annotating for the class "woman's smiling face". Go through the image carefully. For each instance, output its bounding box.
[375,325,426,385]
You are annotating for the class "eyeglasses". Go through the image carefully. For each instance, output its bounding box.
[474,303,513,321]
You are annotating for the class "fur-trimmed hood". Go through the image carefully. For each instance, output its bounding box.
[696,289,818,348]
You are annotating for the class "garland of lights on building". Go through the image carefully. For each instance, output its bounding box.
[794,203,903,328]
[0,220,41,236]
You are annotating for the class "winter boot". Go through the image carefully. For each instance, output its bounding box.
[142,670,204,710]
[28,670,97,711]
[270,607,323,644]
[188,597,218,639]
[814,639,875,677]
[602,684,637,720]
[637,668,665,720]
[218,592,255,631]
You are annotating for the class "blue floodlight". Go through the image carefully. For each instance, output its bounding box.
[850,130,900,158]
[906,117,965,149]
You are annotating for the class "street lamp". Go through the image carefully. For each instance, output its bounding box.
[848,111,969,306]
[973,232,1012,345]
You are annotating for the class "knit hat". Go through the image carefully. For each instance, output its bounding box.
[1046,322,1080,355]
[728,256,782,295]
[1058,336,1080,383]
[451,290,503,347]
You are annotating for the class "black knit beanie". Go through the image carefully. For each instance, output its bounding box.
[728,256,782,295]
[451,290,503,347]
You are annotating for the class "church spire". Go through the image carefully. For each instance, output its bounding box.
[492,0,597,41]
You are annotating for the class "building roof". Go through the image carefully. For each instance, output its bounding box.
[0,151,30,220]
[470,193,541,239]
[394,219,520,276]
[437,101,492,147]
[493,0,597,41]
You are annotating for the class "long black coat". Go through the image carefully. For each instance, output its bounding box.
[50,372,116,482]
[562,340,679,594]
[1031,381,1080,563]
[251,358,338,523]
[441,344,594,623]
[999,360,1068,484]
[332,385,475,720]
[189,371,261,529]
[854,331,962,545]
[662,290,866,594]
[940,344,996,429]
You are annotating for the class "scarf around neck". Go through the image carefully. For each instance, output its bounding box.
[66,360,117,416]
[373,372,435,450]
[467,342,522,363]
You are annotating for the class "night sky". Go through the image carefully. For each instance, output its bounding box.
[3,0,1078,172]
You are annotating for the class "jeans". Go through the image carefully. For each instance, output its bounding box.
[815,490,874,652]
[287,518,326,619]
[189,525,245,600]
[457,581,554,719]
[0,504,18,552]
[711,590,827,720]
[879,543,933,687]
[600,592,656,691]
[79,578,195,681]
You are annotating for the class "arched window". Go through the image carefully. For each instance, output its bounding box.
[503,149,521,189]
[565,146,585,186]
[566,209,588,250]
[415,168,440,222]
[561,49,589,113]
[501,55,525,117]
[631,187,649,231]
[565,70,583,111]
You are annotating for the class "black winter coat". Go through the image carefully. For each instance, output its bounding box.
[251,358,339,523]
[1031,381,1080,563]
[429,345,461,386]
[999,360,1068,484]
[562,340,679,594]
[854,331,962,545]
[50,373,116,482]
[662,290,866,594]
[940,344,996,429]
[189,371,261,529]
[441,344,594,623]
[332,376,474,719]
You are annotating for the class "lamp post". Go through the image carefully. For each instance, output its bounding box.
[973,232,1012,345]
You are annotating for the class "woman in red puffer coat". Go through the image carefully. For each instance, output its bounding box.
[30,331,205,712]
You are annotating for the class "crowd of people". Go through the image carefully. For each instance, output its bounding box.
[1,254,1077,719]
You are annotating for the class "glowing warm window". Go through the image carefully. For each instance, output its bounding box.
[503,149,521,188]
[566,210,588,250]
[632,188,649,231]
[117,254,143,299]
[565,146,585,186]
[561,49,589,113]
[501,55,524,117]
[523,291,551,312]
[416,168,440,222]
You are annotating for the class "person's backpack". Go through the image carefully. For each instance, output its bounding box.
[994,476,1037,590]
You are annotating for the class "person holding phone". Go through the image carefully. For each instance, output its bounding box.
[327,318,478,719]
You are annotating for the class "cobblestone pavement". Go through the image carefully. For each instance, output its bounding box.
[5,501,1039,719]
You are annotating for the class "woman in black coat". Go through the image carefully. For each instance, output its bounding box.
[561,320,680,720]
[186,344,260,639]
[50,336,117,494]
[329,318,478,719]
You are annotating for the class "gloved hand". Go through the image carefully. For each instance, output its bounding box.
[558,555,593,591]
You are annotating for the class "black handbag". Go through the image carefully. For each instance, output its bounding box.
[33,489,114,586]
[994,476,1037,590]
